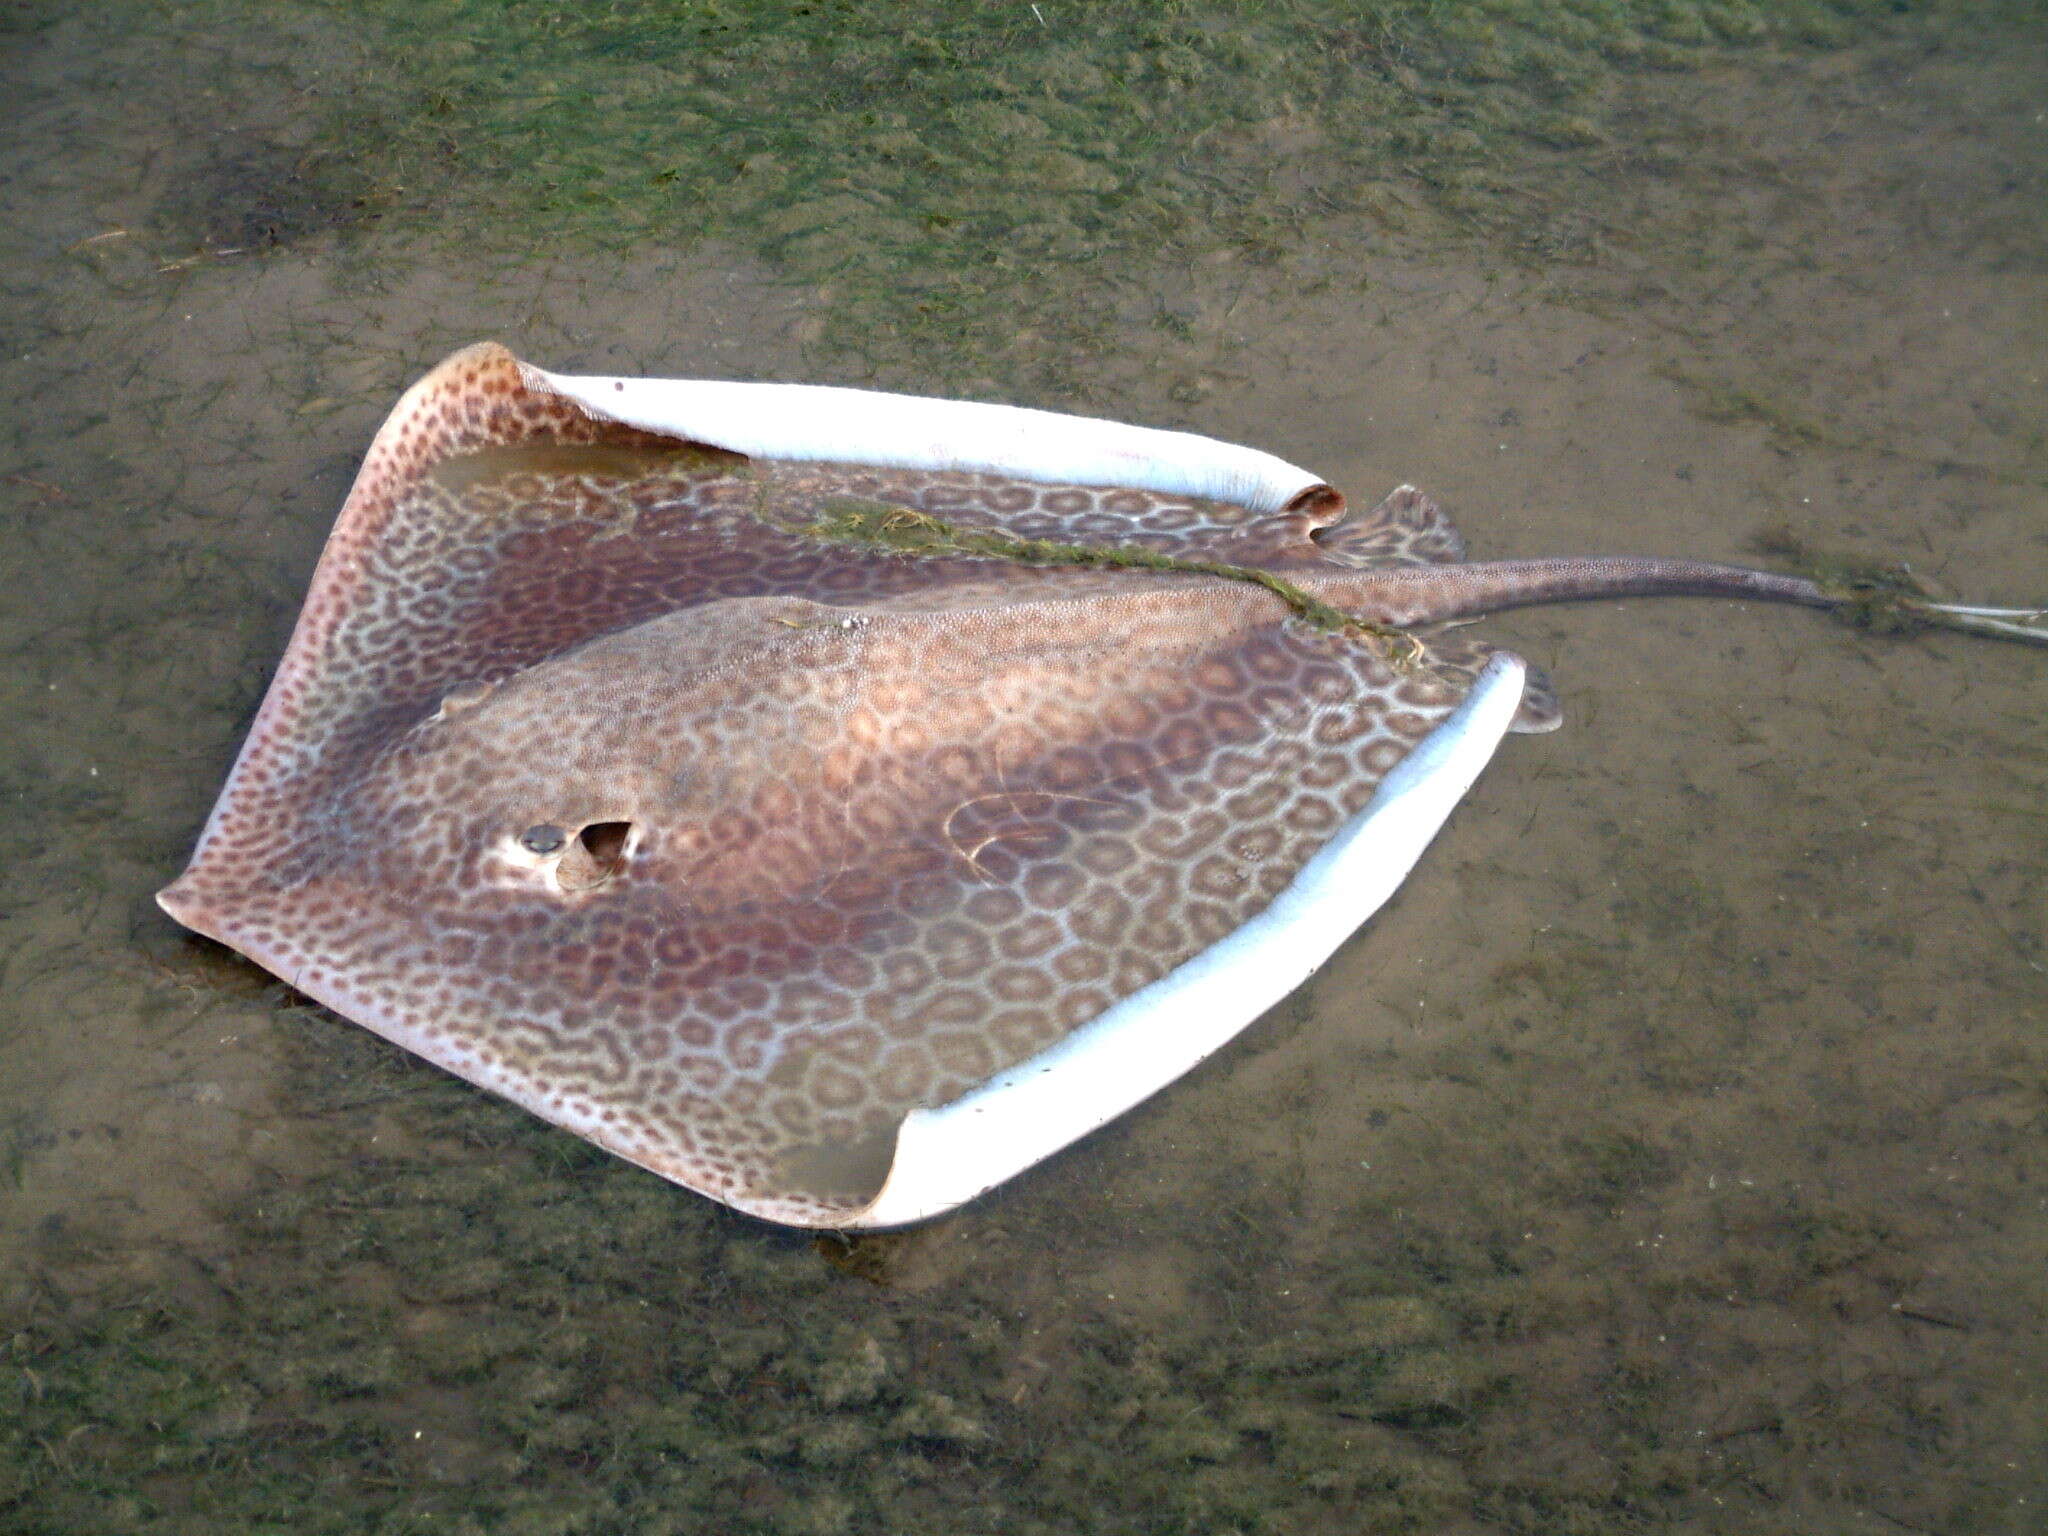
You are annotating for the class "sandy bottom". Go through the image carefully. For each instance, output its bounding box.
[1,11,2042,1534]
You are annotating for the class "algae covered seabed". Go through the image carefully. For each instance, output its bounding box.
[2,3,2044,1531]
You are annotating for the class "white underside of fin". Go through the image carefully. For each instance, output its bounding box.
[843,651,1528,1229]
[526,364,1327,514]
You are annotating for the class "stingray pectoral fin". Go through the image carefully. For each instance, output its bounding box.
[841,652,1528,1229]
[524,362,1326,513]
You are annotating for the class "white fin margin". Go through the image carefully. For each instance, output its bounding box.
[843,652,1529,1229]
[525,364,1327,514]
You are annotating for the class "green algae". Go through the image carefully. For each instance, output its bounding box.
[9,968,2042,1530]
[0,998,1744,1534]
[31,0,2012,392]
[799,498,1420,657]
[1747,524,2008,639]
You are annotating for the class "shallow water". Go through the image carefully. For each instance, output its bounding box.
[3,6,2044,1533]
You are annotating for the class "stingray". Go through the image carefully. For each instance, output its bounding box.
[156,343,2045,1228]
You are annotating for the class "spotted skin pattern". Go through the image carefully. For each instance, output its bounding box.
[163,344,1551,1225]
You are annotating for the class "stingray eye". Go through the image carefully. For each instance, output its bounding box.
[520,824,568,855]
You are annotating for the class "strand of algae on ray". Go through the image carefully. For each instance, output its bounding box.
[1746,526,1928,634]
[799,499,1425,664]
[1740,527,2048,648]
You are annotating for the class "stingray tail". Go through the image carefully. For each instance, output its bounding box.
[1321,556,2048,647]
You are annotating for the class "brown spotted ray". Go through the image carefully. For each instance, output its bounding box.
[156,343,2046,1227]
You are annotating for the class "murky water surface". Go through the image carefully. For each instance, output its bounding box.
[3,6,2043,1532]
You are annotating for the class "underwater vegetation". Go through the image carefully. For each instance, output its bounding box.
[25,0,2023,387]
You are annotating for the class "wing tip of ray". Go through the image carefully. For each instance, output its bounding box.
[336,340,550,515]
